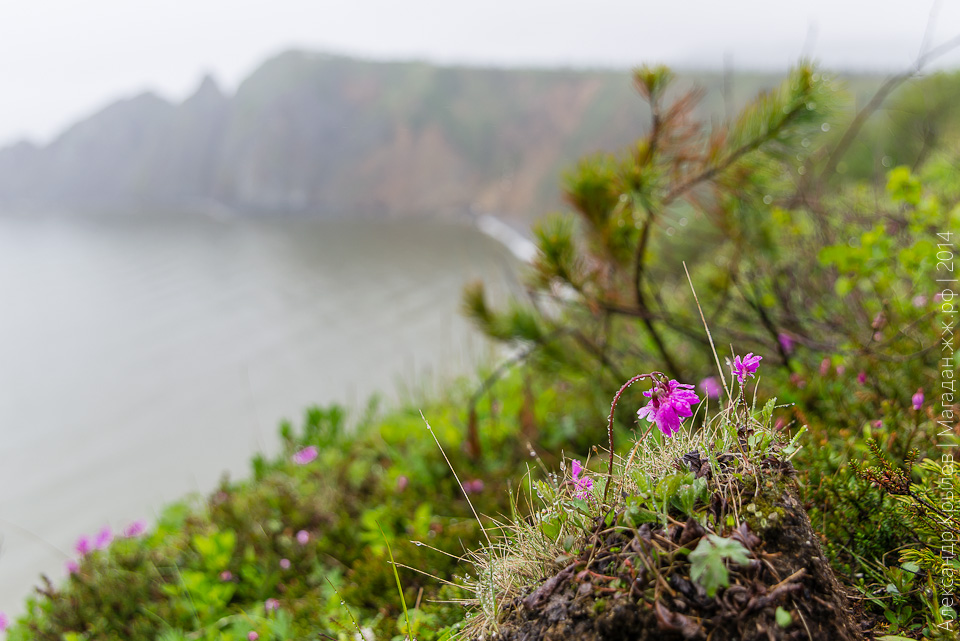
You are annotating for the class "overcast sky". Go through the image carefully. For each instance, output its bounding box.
[1,0,958,145]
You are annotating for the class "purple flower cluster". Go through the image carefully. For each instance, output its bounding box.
[731,353,762,384]
[69,520,146,574]
[637,379,701,438]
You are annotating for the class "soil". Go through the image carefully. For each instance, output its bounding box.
[482,455,869,641]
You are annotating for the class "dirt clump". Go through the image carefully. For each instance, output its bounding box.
[483,454,867,641]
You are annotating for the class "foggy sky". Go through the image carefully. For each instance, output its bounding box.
[1,0,958,146]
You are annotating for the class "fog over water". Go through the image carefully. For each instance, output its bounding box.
[0,213,519,614]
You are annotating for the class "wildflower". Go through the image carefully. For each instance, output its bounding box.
[777,333,794,354]
[835,365,846,376]
[265,598,280,613]
[913,389,924,411]
[637,379,700,438]
[65,560,79,575]
[396,475,409,491]
[731,353,762,384]
[464,479,485,494]
[220,570,233,581]
[75,535,92,556]
[0,611,7,632]
[571,460,593,498]
[913,294,927,308]
[698,376,721,400]
[248,633,259,641]
[291,446,318,465]
[124,520,146,537]
[819,358,831,376]
[873,419,882,429]
[296,530,310,545]
[94,526,113,550]
[789,373,806,389]
[857,371,867,385]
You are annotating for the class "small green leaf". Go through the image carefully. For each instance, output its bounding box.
[775,606,792,628]
[689,535,751,597]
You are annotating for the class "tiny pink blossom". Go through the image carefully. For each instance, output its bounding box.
[291,446,318,465]
[463,479,485,494]
[637,379,700,438]
[279,558,291,570]
[913,295,927,308]
[124,520,147,538]
[296,530,310,545]
[265,598,280,613]
[835,365,846,376]
[571,460,593,498]
[789,373,806,389]
[0,611,7,632]
[698,376,721,400]
[75,535,92,556]
[936,292,944,303]
[913,388,924,411]
[94,526,113,550]
[220,570,233,581]
[248,633,259,641]
[65,560,79,575]
[857,371,867,385]
[819,358,831,376]
[777,333,794,354]
[731,353,762,384]
[873,419,883,429]
[396,475,409,491]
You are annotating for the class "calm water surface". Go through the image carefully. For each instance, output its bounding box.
[0,214,519,615]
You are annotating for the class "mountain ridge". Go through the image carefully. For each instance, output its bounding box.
[0,51,880,225]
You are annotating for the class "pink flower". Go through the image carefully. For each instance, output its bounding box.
[732,353,762,384]
[913,388,924,411]
[819,358,831,376]
[873,419,883,429]
[463,479,485,494]
[265,598,280,613]
[65,560,79,575]
[778,333,794,354]
[571,460,593,498]
[0,611,7,632]
[396,475,409,492]
[75,535,92,556]
[637,379,700,438]
[279,558,291,570]
[248,633,259,641]
[789,373,806,389]
[835,365,846,376]
[291,446,318,465]
[913,294,927,308]
[124,520,147,538]
[94,526,113,550]
[698,376,721,400]
[296,530,310,545]
[220,570,233,581]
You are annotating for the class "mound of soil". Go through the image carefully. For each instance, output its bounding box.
[484,455,868,640]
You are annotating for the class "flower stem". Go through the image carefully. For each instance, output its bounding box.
[603,372,662,503]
